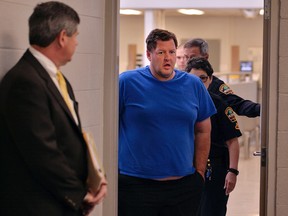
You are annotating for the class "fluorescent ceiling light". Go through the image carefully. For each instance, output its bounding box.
[259,9,264,15]
[177,9,204,15]
[120,9,142,15]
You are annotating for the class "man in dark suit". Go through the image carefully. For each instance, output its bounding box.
[0,2,107,216]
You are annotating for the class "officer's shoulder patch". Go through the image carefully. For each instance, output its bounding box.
[225,107,240,130]
[219,83,234,95]
[225,107,236,122]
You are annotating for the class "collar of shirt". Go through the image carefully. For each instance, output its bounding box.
[28,46,79,125]
[29,46,59,84]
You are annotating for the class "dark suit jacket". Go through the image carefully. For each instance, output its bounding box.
[0,50,88,216]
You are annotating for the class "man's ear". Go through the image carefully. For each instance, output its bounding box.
[57,29,67,48]
[146,50,151,61]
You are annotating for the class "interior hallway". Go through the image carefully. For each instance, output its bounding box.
[227,143,261,216]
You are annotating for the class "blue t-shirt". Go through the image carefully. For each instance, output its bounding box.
[119,66,216,179]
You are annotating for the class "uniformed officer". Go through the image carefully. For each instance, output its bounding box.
[185,57,242,216]
[183,38,260,117]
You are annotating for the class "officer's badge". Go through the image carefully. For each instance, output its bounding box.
[225,107,240,130]
[219,84,234,95]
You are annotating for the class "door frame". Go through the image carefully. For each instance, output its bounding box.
[260,0,278,215]
[103,0,119,215]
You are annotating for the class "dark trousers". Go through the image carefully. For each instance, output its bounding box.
[118,172,204,216]
[198,163,229,216]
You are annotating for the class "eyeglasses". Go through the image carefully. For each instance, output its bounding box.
[199,75,209,83]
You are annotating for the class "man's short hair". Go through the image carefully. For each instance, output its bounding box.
[146,28,178,52]
[184,38,209,57]
[29,1,80,47]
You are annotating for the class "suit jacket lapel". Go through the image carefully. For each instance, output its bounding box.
[22,50,82,131]
[65,77,82,130]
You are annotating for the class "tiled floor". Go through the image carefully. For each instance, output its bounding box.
[226,145,261,216]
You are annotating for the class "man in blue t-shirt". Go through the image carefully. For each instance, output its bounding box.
[118,28,216,216]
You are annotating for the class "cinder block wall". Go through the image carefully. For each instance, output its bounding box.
[277,0,288,214]
[0,1,106,215]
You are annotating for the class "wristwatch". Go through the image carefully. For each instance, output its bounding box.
[227,168,239,176]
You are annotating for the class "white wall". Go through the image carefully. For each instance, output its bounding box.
[119,14,263,73]
[277,0,288,214]
[119,15,144,72]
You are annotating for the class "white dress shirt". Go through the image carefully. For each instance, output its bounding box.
[29,46,79,125]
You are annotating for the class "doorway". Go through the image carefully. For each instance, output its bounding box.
[116,1,283,215]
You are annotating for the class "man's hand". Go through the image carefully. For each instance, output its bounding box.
[82,182,108,215]
[196,169,205,180]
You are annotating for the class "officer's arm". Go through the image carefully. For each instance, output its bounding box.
[229,95,260,117]
[210,77,260,117]
[194,117,211,179]
[226,137,240,171]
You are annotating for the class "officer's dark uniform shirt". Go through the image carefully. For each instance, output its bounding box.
[208,75,260,117]
[209,92,242,159]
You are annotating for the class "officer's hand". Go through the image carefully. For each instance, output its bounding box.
[224,172,237,195]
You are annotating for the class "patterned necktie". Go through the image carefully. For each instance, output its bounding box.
[56,70,74,113]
